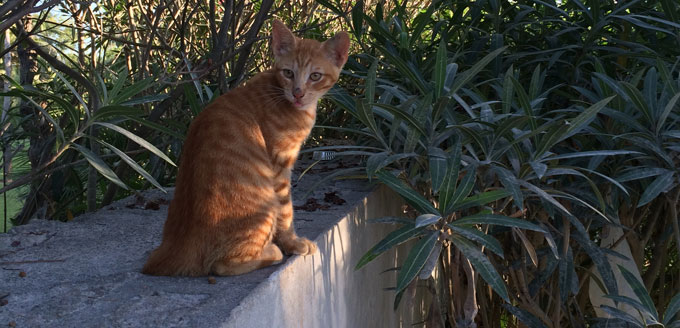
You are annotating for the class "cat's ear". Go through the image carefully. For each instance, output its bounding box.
[271,19,296,57]
[322,31,350,68]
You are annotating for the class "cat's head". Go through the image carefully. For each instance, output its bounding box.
[271,20,350,111]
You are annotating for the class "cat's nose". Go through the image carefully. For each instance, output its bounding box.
[293,88,305,99]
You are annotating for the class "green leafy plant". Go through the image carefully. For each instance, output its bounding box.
[316,0,680,326]
[0,70,175,223]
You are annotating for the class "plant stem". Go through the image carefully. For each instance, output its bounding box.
[669,187,680,256]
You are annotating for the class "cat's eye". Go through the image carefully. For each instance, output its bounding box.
[282,69,294,78]
[309,72,322,81]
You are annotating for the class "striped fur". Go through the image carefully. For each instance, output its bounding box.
[142,20,349,276]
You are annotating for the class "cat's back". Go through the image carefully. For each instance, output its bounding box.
[198,71,277,121]
[182,71,280,154]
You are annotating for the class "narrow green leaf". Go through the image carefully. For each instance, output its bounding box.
[93,122,176,167]
[374,44,428,94]
[452,236,509,302]
[95,72,108,105]
[502,66,514,114]
[120,94,169,106]
[316,0,344,15]
[603,295,653,320]
[449,225,504,258]
[530,161,548,179]
[657,58,679,95]
[92,105,143,121]
[373,103,427,136]
[452,214,546,232]
[564,96,615,137]
[510,76,536,130]
[111,76,154,105]
[660,0,678,25]
[438,141,461,213]
[571,232,618,297]
[55,71,89,115]
[109,69,129,101]
[351,0,364,39]
[70,143,128,190]
[376,170,439,215]
[616,167,672,183]
[599,305,644,327]
[620,81,653,124]
[396,231,439,293]
[543,150,640,162]
[96,139,166,192]
[4,88,81,132]
[367,216,413,225]
[365,58,377,102]
[578,167,629,196]
[329,85,357,113]
[637,171,675,207]
[657,92,680,134]
[410,5,437,47]
[530,0,568,16]
[126,116,185,140]
[361,102,389,149]
[434,38,446,98]
[663,293,680,325]
[183,84,202,116]
[449,189,510,213]
[404,94,431,153]
[618,265,658,319]
[22,93,65,143]
[356,224,426,270]
[492,167,523,210]
[443,63,458,94]
[366,152,389,178]
[428,147,448,193]
[415,214,441,228]
[528,64,542,100]
[534,124,570,160]
[502,304,548,328]
[448,47,507,97]
[445,167,476,211]
[418,240,442,279]
[366,152,418,179]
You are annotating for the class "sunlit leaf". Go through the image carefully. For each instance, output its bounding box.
[96,139,166,192]
[70,143,128,190]
[93,122,176,167]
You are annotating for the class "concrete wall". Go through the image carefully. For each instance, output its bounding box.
[0,181,429,327]
[225,185,426,328]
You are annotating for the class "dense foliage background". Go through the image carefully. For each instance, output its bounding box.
[1,0,679,327]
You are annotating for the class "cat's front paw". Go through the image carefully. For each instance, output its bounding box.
[280,237,317,256]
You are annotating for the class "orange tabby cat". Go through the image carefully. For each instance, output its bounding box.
[142,20,349,276]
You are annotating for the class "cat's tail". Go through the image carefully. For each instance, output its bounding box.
[142,242,207,276]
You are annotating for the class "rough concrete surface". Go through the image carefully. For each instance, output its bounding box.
[0,161,386,327]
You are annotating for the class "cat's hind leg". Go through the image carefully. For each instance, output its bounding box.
[272,168,318,255]
[211,242,283,276]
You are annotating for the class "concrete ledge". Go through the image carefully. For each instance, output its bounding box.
[0,166,413,327]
